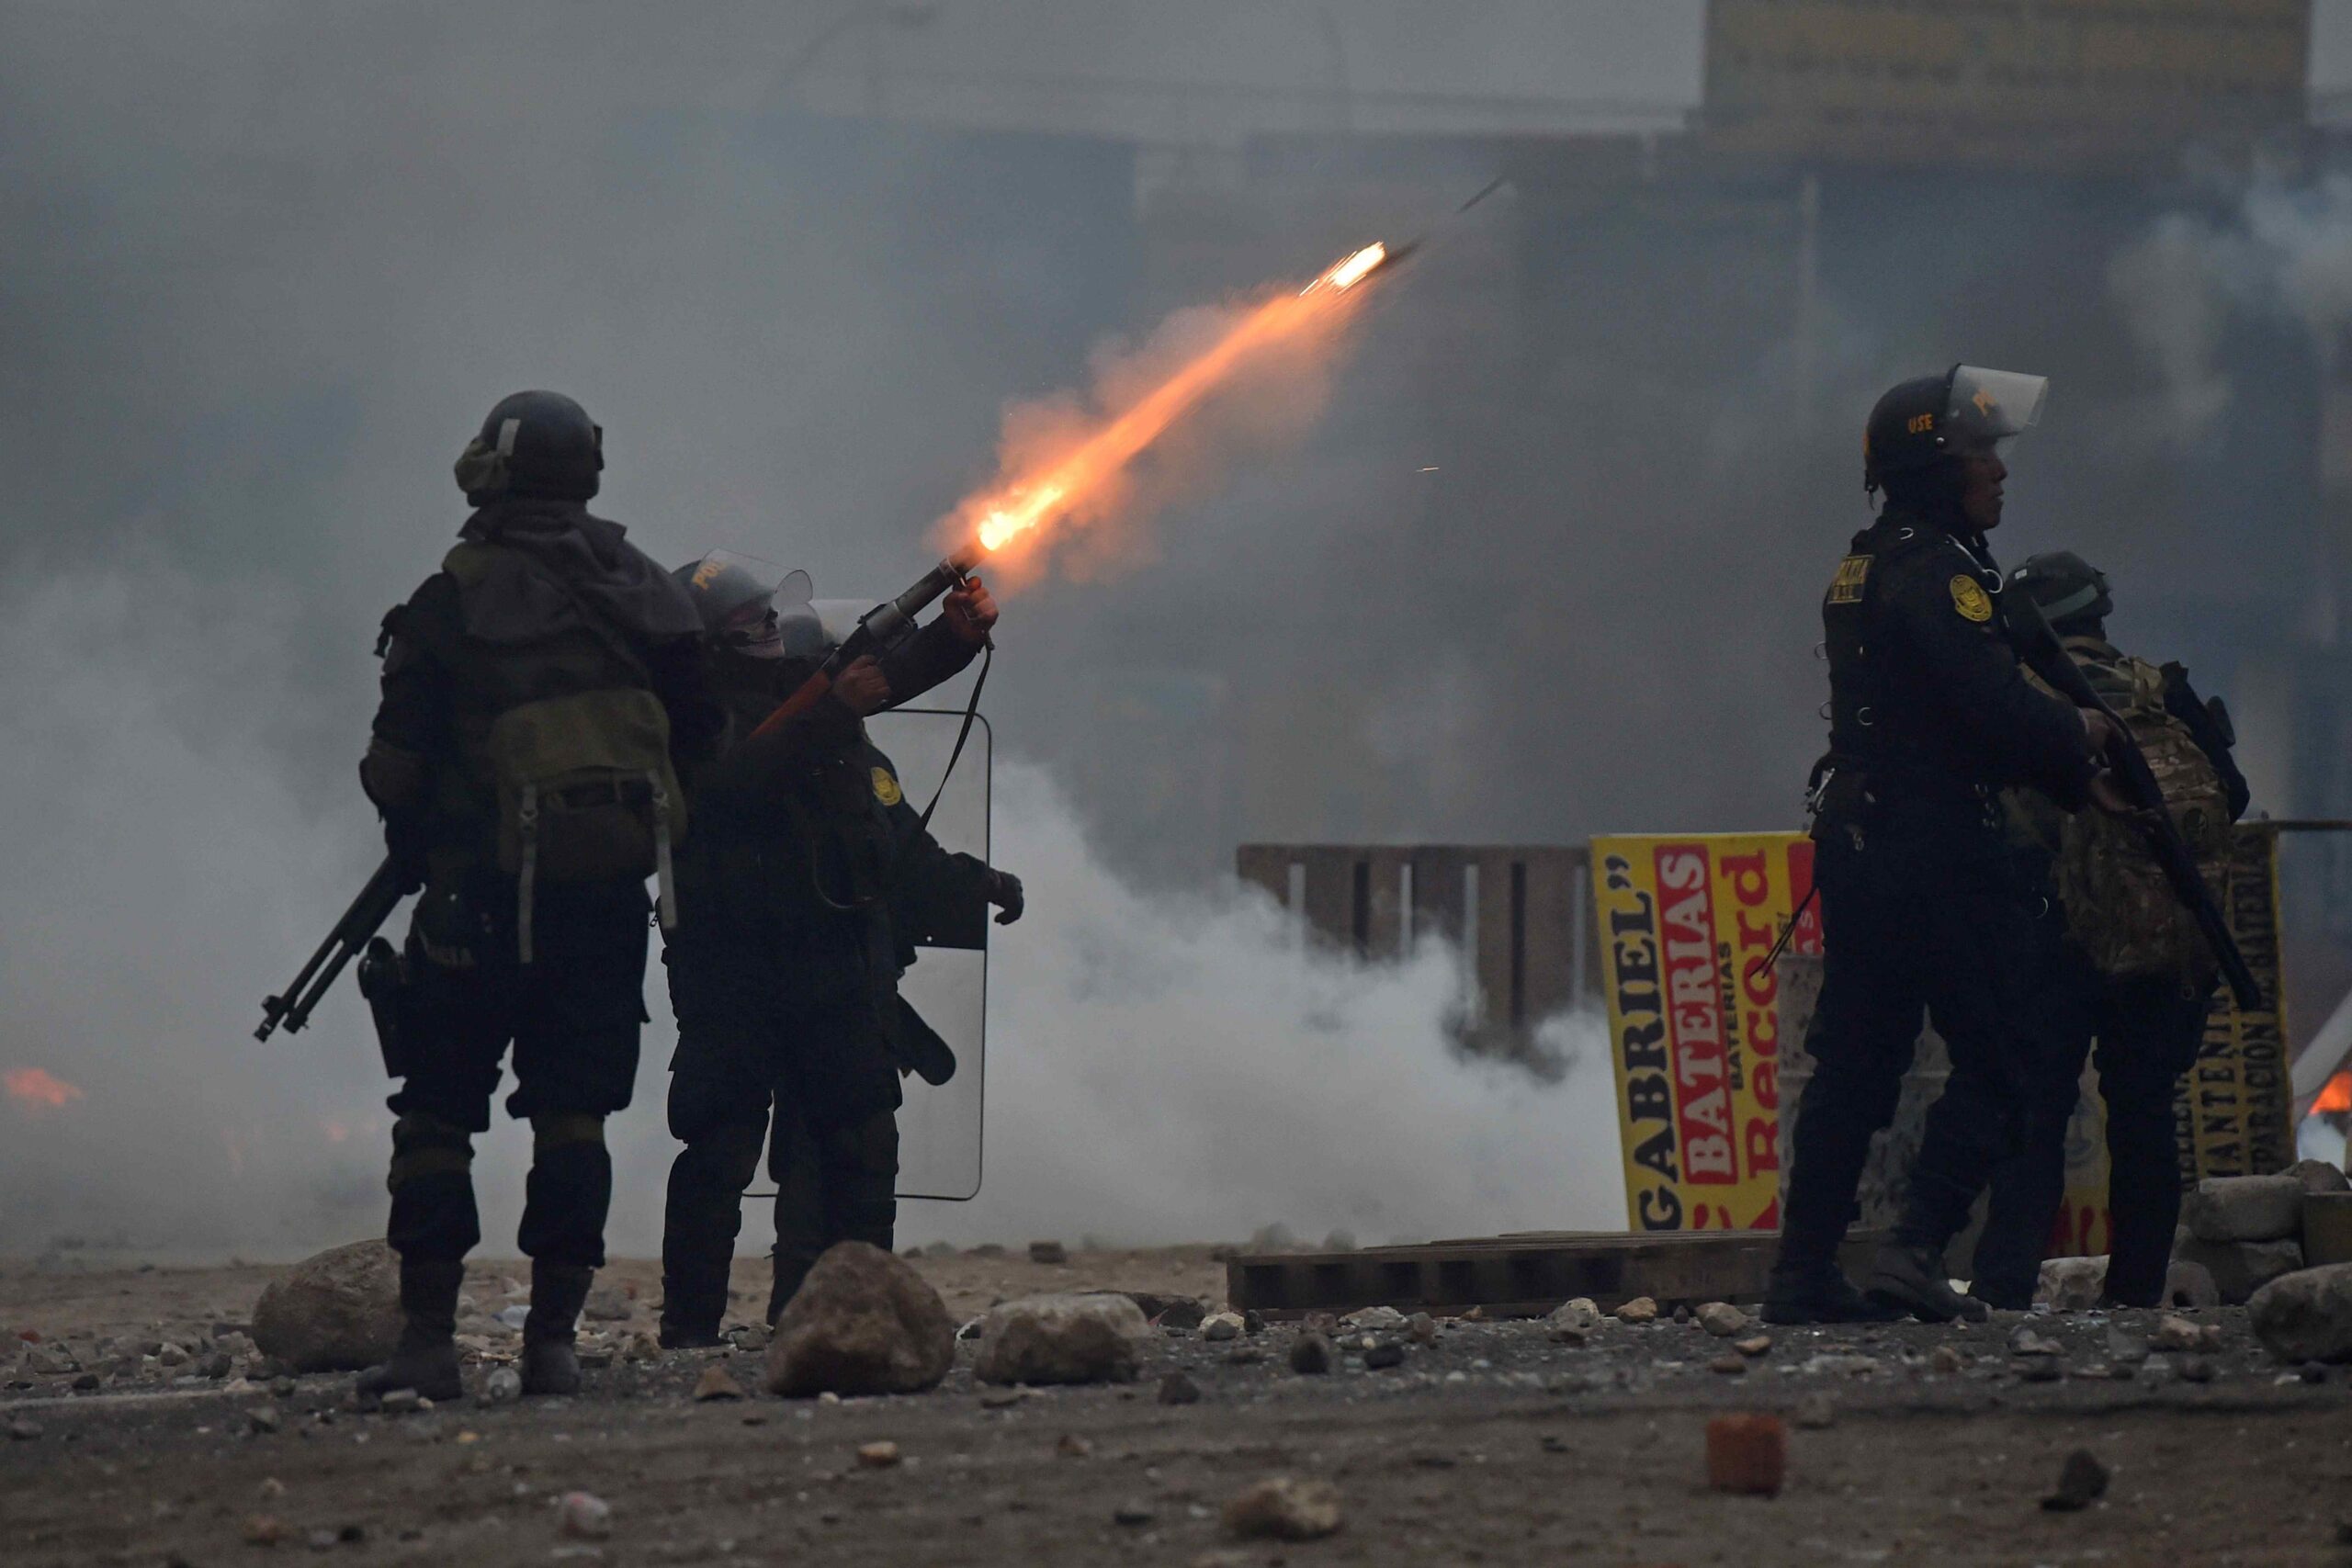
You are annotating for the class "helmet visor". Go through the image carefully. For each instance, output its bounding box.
[1945,366,2048,445]
[683,549,790,658]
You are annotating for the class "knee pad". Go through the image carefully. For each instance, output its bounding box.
[388,1111,476,1195]
[530,1111,607,1156]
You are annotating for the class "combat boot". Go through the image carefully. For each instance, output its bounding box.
[1761,1263,1902,1325]
[657,1256,730,1349]
[1864,1242,1991,1324]
[356,1257,466,1403]
[519,1262,594,1396]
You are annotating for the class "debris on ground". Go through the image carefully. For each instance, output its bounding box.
[1704,1413,1786,1497]
[763,1241,956,1398]
[2041,1449,2110,1512]
[973,1293,1153,1386]
[1222,1476,1343,1541]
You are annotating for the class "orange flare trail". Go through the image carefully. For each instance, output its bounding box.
[962,241,1391,557]
[5,1066,85,1112]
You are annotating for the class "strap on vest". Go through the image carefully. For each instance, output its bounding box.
[517,783,539,964]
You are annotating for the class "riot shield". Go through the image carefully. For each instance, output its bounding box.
[868,705,991,1201]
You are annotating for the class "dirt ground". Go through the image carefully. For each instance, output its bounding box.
[6,1248,2352,1567]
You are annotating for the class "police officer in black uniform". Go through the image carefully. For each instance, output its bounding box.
[656,557,1019,1346]
[1971,551,2250,1310]
[1765,366,2121,1325]
[357,391,722,1399]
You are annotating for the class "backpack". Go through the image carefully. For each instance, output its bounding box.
[2053,639,2232,983]
[443,540,688,960]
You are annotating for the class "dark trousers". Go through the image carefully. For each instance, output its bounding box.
[660,963,902,1331]
[384,874,650,1269]
[1778,802,2055,1273]
[1973,950,2210,1307]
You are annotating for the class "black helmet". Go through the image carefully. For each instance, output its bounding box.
[453,389,604,504]
[2010,550,2113,634]
[1864,364,2049,495]
[674,551,806,660]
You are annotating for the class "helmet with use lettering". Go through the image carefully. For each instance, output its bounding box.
[1863,364,2048,496]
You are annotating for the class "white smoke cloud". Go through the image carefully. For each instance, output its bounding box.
[0,559,1624,1261]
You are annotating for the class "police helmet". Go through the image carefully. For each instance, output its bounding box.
[1863,365,2049,494]
[675,551,808,660]
[2010,550,2113,634]
[454,389,605,504]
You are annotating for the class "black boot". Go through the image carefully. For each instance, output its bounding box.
[1865,1241,1990,1324]
[1762,1262,1903,1325]
[356,1257,466,1402]
[767,1251,815,1328]
[658,1266,729,1350]
[520,1263,594,1396]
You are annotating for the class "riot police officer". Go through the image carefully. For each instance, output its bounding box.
[1767,367,2118,1325]
[1972,551,2249,1309]
[356,391,722,1399]
[656,555,1019,1346]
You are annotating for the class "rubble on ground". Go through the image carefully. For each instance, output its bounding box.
[249,1242,404,1374]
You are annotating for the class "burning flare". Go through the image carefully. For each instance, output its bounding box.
[957,241,1394,559]
[5,1066,85,1113]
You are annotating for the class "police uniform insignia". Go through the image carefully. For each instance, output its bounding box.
[871,766,903,807]
[1827,556,1871,604]
[1949,574,1994,623]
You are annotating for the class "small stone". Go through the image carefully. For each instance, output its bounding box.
[1289,1332,1333,1376]
[71,1371,98,1392]
[481,1367,522,1404]
[495,1305,531,1332]
[2041,1448,2110,1512]
[1241,1310,1265,1335]
[247,1404,281,1435]
[1027,1240,1069,1266]
[693,1363,745,1403]
[1734,1335,1773,1359]
[1614,1297,1658,1325]
[378,1389,421,1415]
[2302,1360,2331,1384]
[1930,1345,1964,1374]
[1363,1342,1406,1371]
[559,1490,612,1538]
[1222,1476,1343,1541]
[1199,1313,1244,1343]
[2176,1356,2217,1383]
[1057,1432,1093,1458]
[2009,1325,2064,1357]
[2014,1358,2064,1383]
[1159,1371,1202,1405]
[1791,1393,1836,1429]
[2150,1315,2203,1353]
[1704,1414,1786,1497]
[1408,1313,1437,1345]
[1340,1305,1406,1331]
[1113,1503,1156,1527]
[2037,1255,2109,1312]
[7,1418,41,1440]
[244,1514,287,1546]
[258,1477,287,1498]
[158,1342,189,1368]
[198,1350,233,1380]
[856,1439,902,1469]
[1673,1304,1692,1325]
[1710,1355,1747,1375]
[305,1529,337,1551]
[1698,1302,1747,1337]
[1547,1297,1601,1334]
[624,1332,662,1363]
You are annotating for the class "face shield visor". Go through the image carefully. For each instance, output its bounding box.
[1943,366,2048,449]
[683,551,810,660]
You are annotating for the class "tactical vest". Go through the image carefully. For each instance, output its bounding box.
[437,540,686,960]
[2052,637,2233,983]
[1818,513,2007,800]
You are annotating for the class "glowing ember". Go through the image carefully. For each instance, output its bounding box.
[5,1066,85,1112]
[957,238,1394,559]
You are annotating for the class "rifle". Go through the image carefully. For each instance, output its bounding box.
[255,856,411,1042]
[751,546,983,740]
[2007,593,2264,1011]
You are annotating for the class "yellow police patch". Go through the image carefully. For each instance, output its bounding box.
[1949,574,1994,623]
[1827,555,1871,604]
[871,766,903,807]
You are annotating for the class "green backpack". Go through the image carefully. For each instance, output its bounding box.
[2054,639,2232,984]
[445,542,688,961]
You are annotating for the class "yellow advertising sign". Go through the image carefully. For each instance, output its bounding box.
[1591,832,1817,1233]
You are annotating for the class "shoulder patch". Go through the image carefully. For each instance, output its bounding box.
[1949,574,1994,623]
[1826,555,1871,605]
[870,766,903,807]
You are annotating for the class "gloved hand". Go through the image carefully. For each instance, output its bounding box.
[988,868,1024,926]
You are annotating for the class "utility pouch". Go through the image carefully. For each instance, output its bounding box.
[357,935,414,1079]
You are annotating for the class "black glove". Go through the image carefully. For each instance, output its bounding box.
[988,869,1024,926]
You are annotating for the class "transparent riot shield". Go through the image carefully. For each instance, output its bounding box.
[868,705,990,1201]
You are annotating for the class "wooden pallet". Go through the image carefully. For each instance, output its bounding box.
[1226,1230,1884,1319]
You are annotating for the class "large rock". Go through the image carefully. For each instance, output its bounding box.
[2249,1263,2352,1363]
[2035,1256,2108,1312]
[2182,1175,2305,1244]
[763,1242,955,1398]
[2172,1233,2303,1304]
[250,1242,403,1373]
[2163,1259,2222,1311]
[973,1292,1153,1386]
